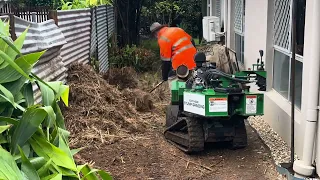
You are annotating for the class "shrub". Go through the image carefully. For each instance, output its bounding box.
[109,45,160,73]
[0,19,112,179]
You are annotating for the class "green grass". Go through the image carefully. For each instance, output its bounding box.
[193,38,200,45]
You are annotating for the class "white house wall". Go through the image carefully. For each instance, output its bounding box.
[243,0,269,69]
[244,0,315,164]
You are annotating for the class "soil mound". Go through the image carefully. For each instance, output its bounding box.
[122,88,154,112]
[64,63,150,147]
[102,67,139,90]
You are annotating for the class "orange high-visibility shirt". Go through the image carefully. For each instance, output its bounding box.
[157,27,196,70]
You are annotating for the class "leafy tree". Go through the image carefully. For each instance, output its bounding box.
[140,0,203,41]
[115,0,144,47]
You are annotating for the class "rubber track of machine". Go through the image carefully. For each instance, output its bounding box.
[165,105,179,128]
[230,118,248,149]
[164,117,204,153]
[186,117,205,153]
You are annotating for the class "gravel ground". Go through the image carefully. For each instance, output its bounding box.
[247,116,291,166]
[248,116,320,180]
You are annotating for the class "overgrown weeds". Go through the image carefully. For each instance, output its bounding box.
[109,44,160,73]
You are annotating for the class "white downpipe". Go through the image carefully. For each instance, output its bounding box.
[223,0,228,48]
[293,0,320,177]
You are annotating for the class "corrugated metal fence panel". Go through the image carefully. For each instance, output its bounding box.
[57,9,91,67]
[96,5,108,73]
[14,16,67,54]
[32,47,66,103]
[90,8,97,57]
[107,5,114,38]
[13,16,67,103]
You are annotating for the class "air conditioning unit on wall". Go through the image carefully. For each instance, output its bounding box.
[202,16,222,42]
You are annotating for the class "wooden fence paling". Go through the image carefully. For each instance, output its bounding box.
[48,10,58,26]
[9,14,16,41]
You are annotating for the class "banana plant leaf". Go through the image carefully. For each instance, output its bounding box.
[0,147,23,180]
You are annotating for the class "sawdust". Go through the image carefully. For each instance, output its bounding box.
[64,63,158,148]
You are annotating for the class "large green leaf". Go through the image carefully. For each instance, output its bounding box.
[0,116,19,126]
[22,83,34,107]
[41,106,56,129]
[0,50,30,80]
[0,147,23,180]
[0,77,26,104]
[29,134,77,171]
[78,164,113,180]
[29,157,46,170]
[18,146,40,180]
[58,84,69,107]
[0,134,7,144]
[0,35,22,57]
[0,84,15,106]
[0,19,9,37]
[79,165,99,180]
[0,124,11,133]
[0,20,9,53]
[51,164,78,178]
[46,81,69,106]
[37,81,69,108]
[38,80,55,107]
[52,102,66,129]
[7,27,28,61]
[10,105,48,154]
[50,173,62,180]
[42,173,63,180]
[37,158,52,177]
[59,133,73,160]
[51,127,70,146]
[0,51,45,84]
[21,143,31,160]
[0,26,29,69]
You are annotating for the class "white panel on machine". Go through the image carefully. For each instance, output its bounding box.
[183,92,206,116]
[202,16,222,42]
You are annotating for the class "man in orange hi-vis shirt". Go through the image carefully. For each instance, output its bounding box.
[150,22,197,88]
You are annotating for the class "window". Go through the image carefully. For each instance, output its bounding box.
[235,33,244,64]
[273,50,290,98]
[234,0,245,64]
[272,0,305,109]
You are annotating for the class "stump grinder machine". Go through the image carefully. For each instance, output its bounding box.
[164,50,267,153]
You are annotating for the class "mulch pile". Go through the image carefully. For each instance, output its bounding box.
[64,63,167,148]
[102,67,139,90]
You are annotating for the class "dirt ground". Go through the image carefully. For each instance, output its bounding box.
[64,64,283,180]
[76,120,281,180]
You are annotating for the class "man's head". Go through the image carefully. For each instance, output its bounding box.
[150,22,165,38]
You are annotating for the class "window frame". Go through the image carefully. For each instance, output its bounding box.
[272,0,305,109]
[235,32,245,65]
[234,0,245,65]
